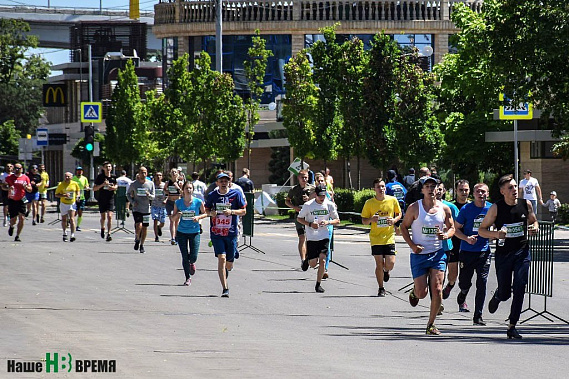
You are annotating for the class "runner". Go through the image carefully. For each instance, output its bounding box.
[37,164,50,223]
[191,172,207,202]
[165,168,184,245]
[1,163,14,226]
[400,176,455,335]
[361,178,402,297]
[25,165,42,225]
[297,184,340,293]
[2,163,32,241]
[235,168,254,193]
[205,172,247,297]
[173,181,207,286]
[151,172,167,242]
[315,172,336,279]
[72,166,90,231]
[478,174,538,339]
[454,183,492,325]
[116,170,133,218]
[285,169,316,271]
[93,162,118,242]
[385,169,407,235]
[55,172,81,242]
[442,179,470,303]
[127,166,155,254]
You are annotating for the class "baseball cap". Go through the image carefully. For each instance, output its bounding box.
[315,184,327,196]
[76,166,83,170]
[217,172,230,180]
[31,165,38,169]
[387,170,396,180]
[551,191,557,196]
[420,176,439,185]
[524,169,532,174]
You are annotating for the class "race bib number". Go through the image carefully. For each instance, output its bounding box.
[376,217,389,228]
[142,214,151,223]
[66,192,74,199]
[137,188,147,197]
[393,187,405,200]
[472,215,485,232]
[422,226,439,239]
[168,186,178,193]
[216,203,231,214]
[182,210,195,221]
[155,189,164,196]
[505,222,524,238]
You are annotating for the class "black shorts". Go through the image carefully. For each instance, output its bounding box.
[307,239,329,260]
[371,244,397,256]
[166,200,176,216]
[98,198,115,213]
[133,211,150,227]
[447,249,460,263]
[294,217,305,236]
[1,190,8,205]
[76,199,86,210]
[8,198,26,218]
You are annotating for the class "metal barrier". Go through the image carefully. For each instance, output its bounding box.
[110,186,133,235]
[239,192,264,254]
[521,221,568,324]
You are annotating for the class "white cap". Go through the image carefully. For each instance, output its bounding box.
[551,191,557,196]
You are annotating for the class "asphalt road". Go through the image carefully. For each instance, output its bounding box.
[1,210,568,378]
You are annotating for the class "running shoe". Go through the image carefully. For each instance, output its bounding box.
[426,324,441,336]
[75,226,81,231]
[189,263,196,276]
[322,271,329,280]
[36,215,39,223]
[473,317,486,326]
[171,239,177,245]
[221,289,229,297]
[139,245,145,254]
[378,287,386,297]
[14,235,21,242]
[507,326,522,339]
[8,225,14,236]
[457,291,467,306]
[70,235,76,242]
[459,302,470,312]
[3,220,6,227]
[155,236,159,242]
[40,218,44,223]
[383,270,390,282]
[315,284,325,293]
[208,240,213,247]
[134,239,140,250]
[157,225,162,236]
[438,304,444,315]
[32,220,36,226]
[63,234,68,242]
[183,278,191,286]
[100,229,105,239]
[106,234,112,242]
[442,283,454,300]
[488,294,500,314]
[409,288,419,307]
[301,259,309,271]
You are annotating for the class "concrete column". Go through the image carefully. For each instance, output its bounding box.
[441,1,449,20]
[433,33,449,65]
[291,34,305,55]
[293,0,301,21]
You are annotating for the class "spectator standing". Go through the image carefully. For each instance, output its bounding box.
[519,169,543,216]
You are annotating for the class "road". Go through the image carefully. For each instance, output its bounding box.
[1,211,568,378]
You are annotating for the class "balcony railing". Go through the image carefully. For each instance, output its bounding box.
[155,0,483,25]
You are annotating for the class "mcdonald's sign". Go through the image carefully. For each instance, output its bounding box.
[43,84,67,107]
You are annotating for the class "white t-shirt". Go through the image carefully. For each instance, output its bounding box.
[192,179,207,201]
[519,177,539,200]
[297,198,339,241]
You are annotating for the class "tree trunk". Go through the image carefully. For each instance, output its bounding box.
[347,155,353,190]
[357,155,361,190]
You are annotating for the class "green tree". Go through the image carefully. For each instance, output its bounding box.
[105,60,147,168]
[71,133,107,167]
[0,120,19,156]
[283,50,318,163]
[0,19,50,136]
[243,29,273,169]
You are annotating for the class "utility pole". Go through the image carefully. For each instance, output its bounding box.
[88,44,96,202]
[215,0,222,72]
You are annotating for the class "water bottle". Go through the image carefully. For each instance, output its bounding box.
[498,226,507,247]
[313,216,319,228]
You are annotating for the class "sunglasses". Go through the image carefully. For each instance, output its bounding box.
[15,167,22,170]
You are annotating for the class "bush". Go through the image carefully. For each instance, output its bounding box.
[557,203,569,224]
[333,188,375,222]
[274,191,290,216]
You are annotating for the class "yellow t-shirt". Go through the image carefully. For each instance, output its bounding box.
[361,195,401,246]
[55,181,80,205]
[38,172,50,193]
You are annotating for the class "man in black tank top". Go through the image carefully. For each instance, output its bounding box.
[479,174,538,339]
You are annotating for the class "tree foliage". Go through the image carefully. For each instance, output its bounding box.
[0,120,19,156]
[0,19,50,136]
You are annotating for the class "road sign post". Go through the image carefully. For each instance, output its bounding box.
[81,102,102,123]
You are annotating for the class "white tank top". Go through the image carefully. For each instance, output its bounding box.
[410,200,445,254]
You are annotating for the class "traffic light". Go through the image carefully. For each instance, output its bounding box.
[84,124,95,152]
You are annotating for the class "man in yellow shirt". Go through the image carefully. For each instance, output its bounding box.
[361,178,402,297]
[55,172,80,242]
[37,164,50,223]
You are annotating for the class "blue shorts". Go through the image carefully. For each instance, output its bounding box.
[25,192,40,202]
[211,235,238,262]
[151,205,167,223]
[410,249,447,279]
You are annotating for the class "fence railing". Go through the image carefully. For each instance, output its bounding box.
[155,0,484,25]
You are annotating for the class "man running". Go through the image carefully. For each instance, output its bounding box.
[1,163,14,226]
[55,172,81,242]
[385,169,407,235]
[127,166,155,254]
[235,168,254,193]
[191,172,207,202]
[285,169,315,271]
[25,165,42,225]
[297,184,340,293]
[442,179,470,303]
[151,172,167,242]
[72,166,90,231]
[205,172,247,297]
[165,168,184,245]
[478,174,538,339]
[94,162,118,242]
[361,178,402,297]
[37,164,50,223]
[454,183,492,325]
[401,176,455,335]
[2,163,32,241]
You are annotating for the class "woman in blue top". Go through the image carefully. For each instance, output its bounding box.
[173,181,207,286]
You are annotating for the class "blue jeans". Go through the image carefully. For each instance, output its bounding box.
[176,231,200,280]
[458,250,491,318]
[494,246,531,325]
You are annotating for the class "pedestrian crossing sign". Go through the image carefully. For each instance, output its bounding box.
[81,102,103,123]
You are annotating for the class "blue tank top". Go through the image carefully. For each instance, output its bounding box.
[175,197,202,234]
